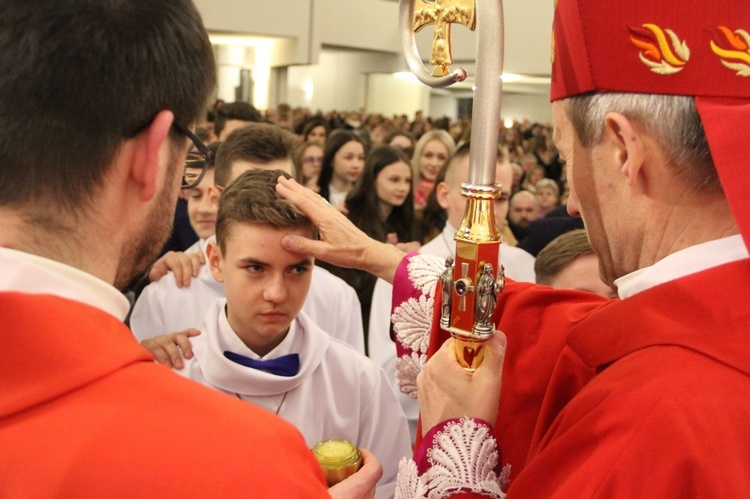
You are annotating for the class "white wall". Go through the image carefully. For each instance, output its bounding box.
[365,73,429,118]
[286,51,365,111]
[428,92,459,120]
[197,0,555,121]
[285,49,403,111]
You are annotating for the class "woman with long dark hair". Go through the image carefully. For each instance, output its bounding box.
[316,130,366,210]
[347,145,416,246]
[320,145,419,352]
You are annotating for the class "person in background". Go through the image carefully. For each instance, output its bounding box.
[502,126,525,163]
[316,129,366,210]
[384,129,416,159]
[508,190,541,241]
[509,162,524,195]
[530,133,563,181]
[293,140,324,192]
[411,130,455,210]
[535,178,561,217]
[535,229,617,298]
[520,164,546,193]
[213,101,262,141]
[301,116,329,145]
[319,145,420,352]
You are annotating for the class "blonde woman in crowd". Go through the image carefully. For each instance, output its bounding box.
[411,129,455,210]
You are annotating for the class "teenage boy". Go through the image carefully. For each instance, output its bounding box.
[170,169,411,498]
[130,123,365,355]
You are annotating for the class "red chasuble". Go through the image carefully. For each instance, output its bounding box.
[510,259,750,497]
[397,255,750,496]
[396,254,609,480]
[0,292,328,497]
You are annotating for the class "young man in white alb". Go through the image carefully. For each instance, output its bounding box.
[129,123,364,355]
[158,169,410,498]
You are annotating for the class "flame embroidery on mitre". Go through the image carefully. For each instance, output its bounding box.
[709,26,750,77]
[629,24,690,75]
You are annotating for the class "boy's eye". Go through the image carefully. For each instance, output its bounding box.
[246,264,263,273]
[290,265,310,275]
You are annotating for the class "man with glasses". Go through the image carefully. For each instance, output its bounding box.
[0,1,379,495]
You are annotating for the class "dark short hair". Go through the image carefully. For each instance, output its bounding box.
[215,169,314,252]
[0,0,215,214]
[214,123,295,188]
[213,101,262,137]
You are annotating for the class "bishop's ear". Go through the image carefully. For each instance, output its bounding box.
[206,241,224,283]
[602,111,645,187]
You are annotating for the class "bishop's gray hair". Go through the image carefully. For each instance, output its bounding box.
[564,93,721,193]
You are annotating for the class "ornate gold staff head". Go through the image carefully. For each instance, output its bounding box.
[401,0,505,371]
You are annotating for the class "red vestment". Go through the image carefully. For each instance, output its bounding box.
[396,254,750,496]
[510,259,750,497]
[0,293,329,497]
[396,255,608,480]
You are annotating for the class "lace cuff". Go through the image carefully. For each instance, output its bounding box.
[395,418,508,498]
[392,253,445,399]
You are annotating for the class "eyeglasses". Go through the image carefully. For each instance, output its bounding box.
[302,156,323,165]
[172,122,213,190]
[126,115,213,190]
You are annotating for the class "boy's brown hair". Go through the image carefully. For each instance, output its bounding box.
[215,169,315,252]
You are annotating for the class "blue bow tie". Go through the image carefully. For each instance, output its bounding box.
[223,351,300,377]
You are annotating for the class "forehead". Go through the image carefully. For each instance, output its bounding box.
[495,161,513,189]
[390,135,412,147]
[423,139,448,154]
[378,161,411,177]
[512,193,536,208]
[187,167,215,191]
[223,221,314,254]
[447,155,510,189]
[304,144,323,155]
[337,141,363,155]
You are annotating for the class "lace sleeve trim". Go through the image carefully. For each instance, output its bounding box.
[393,254,443,397]
[395,418,508,498]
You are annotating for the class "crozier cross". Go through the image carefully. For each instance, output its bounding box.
[413,0,476,76]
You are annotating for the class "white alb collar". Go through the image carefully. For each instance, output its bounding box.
[0,247,130,320]
[614,235,748,299]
